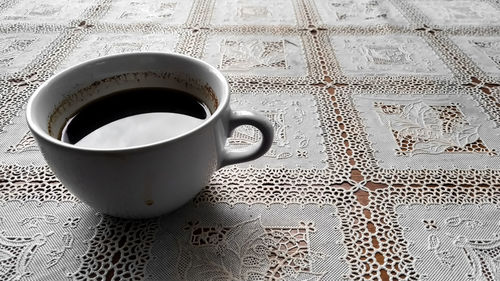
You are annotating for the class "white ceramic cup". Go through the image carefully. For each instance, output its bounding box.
[26,52,274,218]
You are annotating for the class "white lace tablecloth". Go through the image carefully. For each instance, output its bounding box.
[1,0,499,280]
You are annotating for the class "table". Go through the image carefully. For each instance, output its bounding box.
[0,0,499,280]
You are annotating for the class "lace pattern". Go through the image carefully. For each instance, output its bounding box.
[146,203,348,281]
[209,0,298,26]
[70,215,158,280]
[396,203,500,280]
[367,185,500,280]
[0,0,499,280]
[353,94,500,170]
[201,32,310,79]
[451,36,500,78]
[0,0,95,25]
[0,201,101,280]
[99,0,195,25]
[312,0,409,27]
[56,30,181,72]
[0,165,75,202]
[409,0,500,26]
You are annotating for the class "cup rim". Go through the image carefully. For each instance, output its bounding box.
[26,52,229,152]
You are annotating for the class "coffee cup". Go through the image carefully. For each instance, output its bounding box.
[26,52,274,218]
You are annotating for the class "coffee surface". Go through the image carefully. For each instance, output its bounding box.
[60,87,211,149]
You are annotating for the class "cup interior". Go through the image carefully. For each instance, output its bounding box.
[28,53,227,144]
[47,71,220,140]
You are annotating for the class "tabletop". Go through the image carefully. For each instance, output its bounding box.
[0,0,500,280]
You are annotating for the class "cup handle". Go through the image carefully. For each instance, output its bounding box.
[219,110,274,167]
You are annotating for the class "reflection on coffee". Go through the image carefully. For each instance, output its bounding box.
[60,87,211,149]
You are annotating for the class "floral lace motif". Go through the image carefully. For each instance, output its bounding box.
[203,34,309,78]
[329,35,452,77]
[0,0,91,24]
[209,0,297,26]
[365,186,500,280]
[0,233,46,280]
[410,0,500,26]
[146,203,347,280]
[180,219,325,280]
[221,39,288,70]
[373,101,496,156]
[397,204,500,280]
[351,93,500,180]
[313,0,408,26]
[0,201,101,280]
[99,0,194,24]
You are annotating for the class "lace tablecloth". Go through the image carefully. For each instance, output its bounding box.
[1,0,499,280]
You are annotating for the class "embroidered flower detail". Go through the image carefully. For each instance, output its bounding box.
[300,221,317,232]
[297,150,308,158]
[63,217,81,229]
[423,219,439,230]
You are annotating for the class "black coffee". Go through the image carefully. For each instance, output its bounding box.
[60,87,211,149]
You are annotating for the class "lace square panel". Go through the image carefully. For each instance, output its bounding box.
[329,34,453,78]
[98,0,195,25]
[353,93,500,170]
[201,33,309,79]
[56,30,180,72]
[396,203,500,281]
[209,0,298,26]
[311,0,409,27]
[0,201,101,280]
[450,36,500,78]
[228,89,327,169]
[365,186,500,280]
[410,0,500,26]
[0,0,94,24]
[0,33,59,76]
[146,203,349,281]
